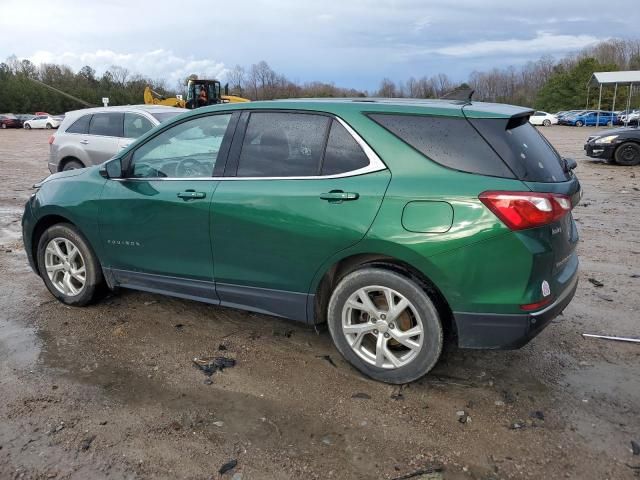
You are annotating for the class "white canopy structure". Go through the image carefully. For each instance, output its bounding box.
[587,71,640,126]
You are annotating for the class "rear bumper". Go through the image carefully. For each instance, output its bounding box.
[454,273,578,349]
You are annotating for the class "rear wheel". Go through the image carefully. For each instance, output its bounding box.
[575,120,584,127]
[24,124,31,129]
[614,142,640,166]
[45,123,52,129]
[36,224,104,306]
[543,119,551,126]
[327,268,443,384]
[62,159,84,171]
[1,123,6,129]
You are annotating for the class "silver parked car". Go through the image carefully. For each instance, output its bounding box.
[48,105,187,172]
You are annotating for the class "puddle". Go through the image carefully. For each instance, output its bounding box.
[0,316,41,368]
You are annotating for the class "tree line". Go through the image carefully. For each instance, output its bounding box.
[1,38,639,115]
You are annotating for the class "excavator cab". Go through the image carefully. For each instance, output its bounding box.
[185,79,226,109]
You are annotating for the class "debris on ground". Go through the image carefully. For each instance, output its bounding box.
[582,333,640,344]
[391,392,405,401]
[530,410,545,421]
[218,344,227,351]
[391,464,444,480]
[98,420,107,425]
[632,440,640,455]
[272,329,293,338]
[457,410,471,424]
[510,420,525,430]
[192,356,236,376]
[174,323,184,330]
[351,392,371,400]
[588,278,604,287]
[218,459,238,475]
[79,435,96,451]
[316,354,337,368]
[501,389,517,404]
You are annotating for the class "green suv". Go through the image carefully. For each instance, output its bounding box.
[22,99,580,383]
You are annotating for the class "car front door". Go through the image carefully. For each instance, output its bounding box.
[99,112,237,302]
[210,111,391,320]
[120,112,155,151]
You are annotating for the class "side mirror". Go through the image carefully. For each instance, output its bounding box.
[100,158,123,179]
[564,157,577,171]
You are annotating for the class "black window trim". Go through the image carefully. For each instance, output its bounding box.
[64,113,93,135]
[87,111,125,139]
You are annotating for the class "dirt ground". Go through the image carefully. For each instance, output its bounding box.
[0,126,639,480]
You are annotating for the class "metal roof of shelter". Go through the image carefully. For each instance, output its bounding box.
[588,71,640,87]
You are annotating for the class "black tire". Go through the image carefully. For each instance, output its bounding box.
[575,120,584,127]
[24,124,31,129]
[36,223,104,306]
[62,159,84,171]
[327,268,443,384]
[543,119,551,127]
[45,123,52,129]
[614,142,640,166]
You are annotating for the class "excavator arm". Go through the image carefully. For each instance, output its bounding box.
[143,86,186,108]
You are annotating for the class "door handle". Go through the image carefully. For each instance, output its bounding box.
[320,190,359,202]
[177,190,206,200]
[79,140,89,145]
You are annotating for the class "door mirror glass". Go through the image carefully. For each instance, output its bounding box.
[101,158,123,178]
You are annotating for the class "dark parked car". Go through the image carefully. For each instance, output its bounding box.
[0,114,23,129]
[584,127,640,165]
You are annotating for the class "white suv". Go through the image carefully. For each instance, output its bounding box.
[48,105,186,172]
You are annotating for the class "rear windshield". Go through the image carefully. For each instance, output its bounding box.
[368,113,515,178]
[151,111,183,123]
[468,116,569,183]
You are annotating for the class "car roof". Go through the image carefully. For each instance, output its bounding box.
[190,98,532,119]
[64,105,187,117]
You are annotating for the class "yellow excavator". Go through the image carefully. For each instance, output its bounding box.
[144,79,249,109]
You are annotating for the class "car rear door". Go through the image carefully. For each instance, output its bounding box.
[210,110,391,321]
[99,112,237,301]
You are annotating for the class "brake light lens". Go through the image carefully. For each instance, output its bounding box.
[479,191,572,230]
[48,135,55,145]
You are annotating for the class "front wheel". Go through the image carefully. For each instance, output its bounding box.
[575,120,584,127]
[24,124,31,129]
[36,223,104,306]
[1,123,6,129]
[614,142,640,166]
[543,119,551,126]
[327,268,443,384]
[45,123,52,129]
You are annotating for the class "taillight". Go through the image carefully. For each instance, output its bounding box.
[479,191,572,230]
[48,135,55,145]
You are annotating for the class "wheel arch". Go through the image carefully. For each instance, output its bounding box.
[58,156,85,172]
[312,253,456,342]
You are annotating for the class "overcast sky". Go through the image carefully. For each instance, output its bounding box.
[1,0,638,90]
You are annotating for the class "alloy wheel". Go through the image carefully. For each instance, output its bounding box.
[44,237,86,296]
[341,286,424,369]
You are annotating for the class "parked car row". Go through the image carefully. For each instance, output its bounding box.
[0,112,65,129]
[529,111,558,126]
[584,125,640,166]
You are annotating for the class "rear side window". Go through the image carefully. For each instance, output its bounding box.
[124,113,154,139]
[321,120,369,175]
[369,114,515,178]
[89,112,123,137]
[237,112,329,177]
[468,117,569,183]
[66,114,91,134]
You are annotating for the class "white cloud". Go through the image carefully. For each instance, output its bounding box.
[400,31,604,59]
[26,49,228,86]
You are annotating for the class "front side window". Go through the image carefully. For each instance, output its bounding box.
[66,114,91,134]
[124,113,154,139]
[89,112,123,137]
[237,112,329,177]
[321,120,369,175]
[131,114,231,178]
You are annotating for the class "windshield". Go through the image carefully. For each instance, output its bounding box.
[151,111,184,123]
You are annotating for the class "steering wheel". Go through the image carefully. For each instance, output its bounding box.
[176,158,209,177]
